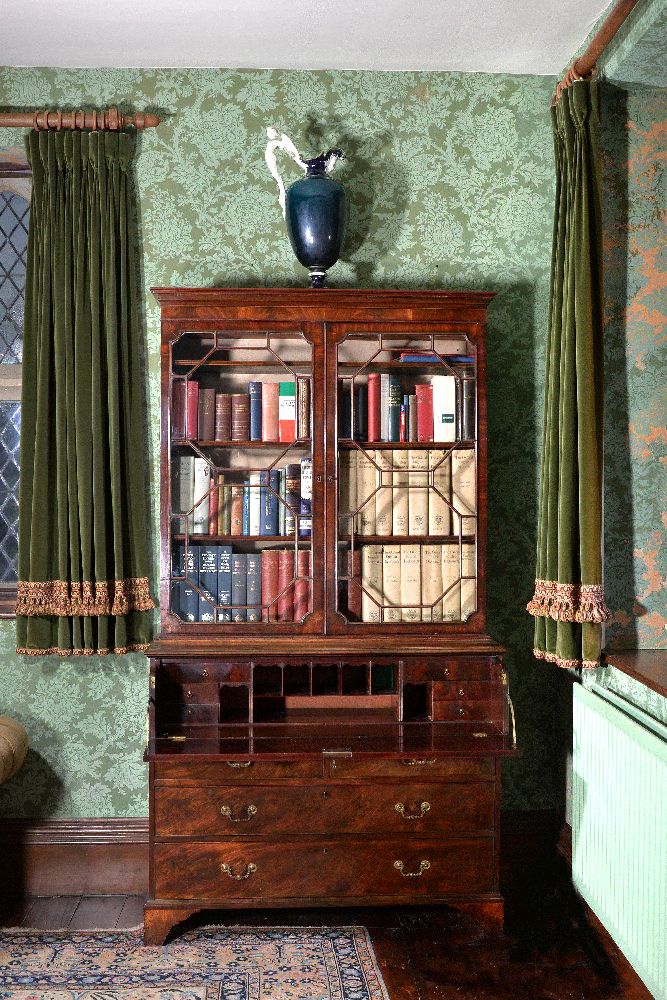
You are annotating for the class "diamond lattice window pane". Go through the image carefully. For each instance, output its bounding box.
[0,191,29,365]
[0,401,20,582]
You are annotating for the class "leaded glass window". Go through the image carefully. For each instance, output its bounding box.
[0,149,30,608]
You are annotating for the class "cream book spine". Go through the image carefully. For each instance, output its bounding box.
[192,457,211,534]
[441,543,461,621]
[460,542,477,621]
[356,449,377,536]
[338,450,355,536]
[451,448,476,535]
[421,544,444,622]
[408,449,429,536]
[375,449,393,536]
[382,544,402,622]
[361,544,383,623]
[428,449,451,536]
[401,543,422,622]
[392,449,409,535]
[432,374,457,442]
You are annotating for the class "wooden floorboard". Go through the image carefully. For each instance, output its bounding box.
[116,895,145,929]
[21,895,81,930]
[68,895,128,931]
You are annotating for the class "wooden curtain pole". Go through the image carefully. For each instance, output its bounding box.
[0,107,160,130]
[554,0,641,104]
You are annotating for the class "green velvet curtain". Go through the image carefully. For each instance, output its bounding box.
[16,130,154,656]
[527,81,610,669]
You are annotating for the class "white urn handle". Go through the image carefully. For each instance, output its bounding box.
[264,127,307,219]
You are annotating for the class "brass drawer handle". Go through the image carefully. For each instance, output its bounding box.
[458,707,466,716]
[402,758,436,767]
[458,688,465,697]
[395,801,430,820]
[220,862,257,880]
[394,860,431,877]
[226,761,253,768]
[220,804,257,823]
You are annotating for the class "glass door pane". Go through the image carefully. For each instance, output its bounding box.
[168,328,314,627]
[335,329,478,625]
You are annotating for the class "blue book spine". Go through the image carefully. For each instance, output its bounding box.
[353,383,368,441]
[246,553,262,622]
[180,545,198,622]
[260,469,279,536]
[248,381,262,441]
[299,458,313,538]
[231,552,247,622]
[242,481,250,535]
[338,381,352,439]
[216,544,232,622]
[198,544,218,624]
[387,375,402,442]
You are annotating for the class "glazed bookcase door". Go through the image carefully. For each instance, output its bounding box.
[327,322,487,634]
[161,323,324,634]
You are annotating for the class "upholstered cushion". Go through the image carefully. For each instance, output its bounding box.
[0,716,28,784]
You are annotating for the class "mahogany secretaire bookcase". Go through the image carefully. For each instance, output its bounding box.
[144,288,517,945]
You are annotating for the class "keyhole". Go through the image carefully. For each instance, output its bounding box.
[323,789,328,799]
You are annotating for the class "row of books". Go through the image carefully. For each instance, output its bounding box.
[339,448,475,537]
[348,543,476,623]
[339,365,474,443]
[173,378,311,443]
[172,544,311,623]
[172,456,312,537]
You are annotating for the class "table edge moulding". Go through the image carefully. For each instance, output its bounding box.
[144,287,518,946]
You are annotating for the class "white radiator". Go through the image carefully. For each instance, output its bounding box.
[572,683,667,999]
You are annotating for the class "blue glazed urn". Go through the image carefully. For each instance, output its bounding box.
[265,130,347,288]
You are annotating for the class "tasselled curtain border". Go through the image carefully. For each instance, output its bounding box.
[527,80,611,669]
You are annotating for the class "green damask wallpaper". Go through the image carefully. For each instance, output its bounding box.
[600,79,667,649]
[0,66,563,817]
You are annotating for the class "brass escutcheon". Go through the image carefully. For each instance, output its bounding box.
[394,860,431,877]
[220,804,258,823]
[395,801,430,820]
[220,862,257,880]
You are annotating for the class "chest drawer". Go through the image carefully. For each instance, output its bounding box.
[154,781,494,838]
[432,701,503,723]
[326,756,494,781]
[155,759,321,783]
[154,837,495,901]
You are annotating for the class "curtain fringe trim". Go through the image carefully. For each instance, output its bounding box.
[16,577,155,617]
[533,648,600,670]
[17,643,150,657]
[526,578,611,623]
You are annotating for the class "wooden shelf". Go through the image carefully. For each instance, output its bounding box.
[337,361,475,371]
[338,440,475,450]
[172,438,311,448]
[173,359,313,369]
[172,534,310,544]
[338,535,475,545]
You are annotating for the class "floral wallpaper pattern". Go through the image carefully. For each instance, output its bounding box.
[0,64,581,818]
[600,79,667,651]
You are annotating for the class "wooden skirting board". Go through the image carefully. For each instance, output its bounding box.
[0,818,149,895]
[0,810,556,898]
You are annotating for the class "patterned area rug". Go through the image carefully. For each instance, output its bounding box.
[0,926,389,1000]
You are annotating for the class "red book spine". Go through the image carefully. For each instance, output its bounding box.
[172,380,186,438]
[261,383,279,441]
[229,485,244,536]
[293,549,311,622]
[198,387,216,440]
[261,549,280,622]
[277,549,295,622]
[215,393,231,441]
[415,383,434,442]
[399,407,407,442]
[186,380,199,439]
[208,476,219,534]
[347,549,362,620]
[231,394,249,441]
[367,373,381,442]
